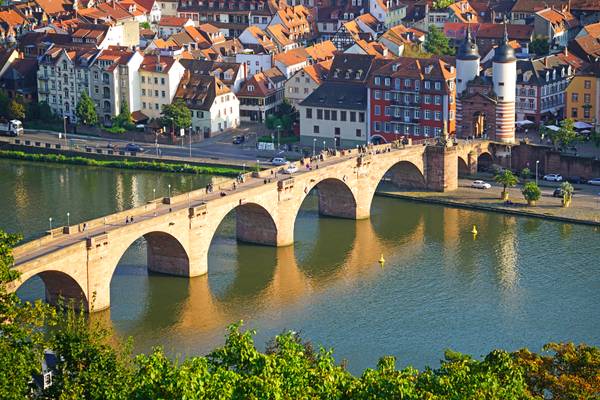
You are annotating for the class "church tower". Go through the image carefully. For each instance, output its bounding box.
[492,23,517,143]
[455,24,480,136]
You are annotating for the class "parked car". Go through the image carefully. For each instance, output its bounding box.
[282,164,298,174]
[553,188,564,198]
[567,176,583,184]
[471,180,492,189]
[543,174,563,182]
[106,142,116,150]
[588,178,600,186]
[232,135,245,144]
[271,157,288,166]
[125,143,143,152]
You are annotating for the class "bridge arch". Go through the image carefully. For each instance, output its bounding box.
[382,160,427,190]
[458,156,470,176]
[17,270,88,310]
[477,152,493,172]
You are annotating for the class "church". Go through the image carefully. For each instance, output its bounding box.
[455,24,516,143]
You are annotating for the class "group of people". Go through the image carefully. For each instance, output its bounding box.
[205,183,214,194]
[125,216,135,224]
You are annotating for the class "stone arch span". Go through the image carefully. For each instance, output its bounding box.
[458,156,470,176]
[234,202,279,245]
[17,270,88,310]
[312,177,358,219]
[477,152,493,172]
[384,160,427,190]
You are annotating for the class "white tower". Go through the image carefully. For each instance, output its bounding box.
[492,23,517,143]
[455,24,480,137]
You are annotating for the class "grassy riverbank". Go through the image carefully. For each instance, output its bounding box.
[0,150,241,176]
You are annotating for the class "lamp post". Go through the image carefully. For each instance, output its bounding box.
[189,127,192,158]
[168,184,171,198]
[322,140,326,151]
[48,217,52,232]
[276,124,282,150]
[153,188,156,200]
[66,212,70,226]
[535,160,540,186]
[256,159,260,173]
[312,138,316,156]
[243,163,246,174]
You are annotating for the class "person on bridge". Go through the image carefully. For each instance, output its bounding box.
[125,217,129,224]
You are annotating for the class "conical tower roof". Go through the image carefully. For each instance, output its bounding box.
[457,24,479,60]
[493,22,516,63]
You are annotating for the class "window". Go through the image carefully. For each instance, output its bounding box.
[155,103,159,110]
[424,95,431,104]
[161,91,166,98]
[434,111,441,121]
[404,79,411,87]
[571,108,577,118]
[374,76,380,85]
[324,109,330,120]
[424,110,432,120]
[384,91,391,100]
[359,112,364,122]
[528,88,535,96]
[414,110,420,119]
[584,80,591,89]
[313,125,319,133]
[155,90,159,97]
[306,108,312,118]
[404,94,410,104]
[572,93,578,102]
[499,82,504,86]
[385,106,391,116]
[350,112,356,122]
[584,108,590,118]
[142,89,146,95]
[424,81,430,89]
[384,77,390,86]
[154,77,158,84]
[341,111,347,121]
[434,81,441,90]
[424,126,430,136]
[584,94,591,104]
[384,122,391,132]
[317,109,323,119]
[434,95,441,105]
[331,110,337,120]
[374,121,381,131]
[415,80,420,90]
[356,129,361,137]
[142,102,146,109]
[142,76,145,83]
[374,105,381,116]
[374,90,381,100]
[449,110,454,120]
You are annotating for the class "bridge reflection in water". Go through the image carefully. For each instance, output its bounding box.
[74,193,519,358]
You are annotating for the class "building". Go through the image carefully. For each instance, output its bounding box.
[179,59,247,93]
[0,57,38,103]
[509,0,564,23]
[385,0,407,28]
[444,22,533,56]
[565,63,600,131]
[157,15,194,38]
[378,24,425,57]
[237,67,286,122]
[368,57,457,142]
[238,25,278,54]
[534,7,579,49]
[139,53,185,120]
[273,47,309,78]
[514,53,580,124]
[37,45,99,123]
[267,5,312,43]
[284,60,331,108]
[298,53,376,148]
[455,24,517,143]
[175,71,239,136]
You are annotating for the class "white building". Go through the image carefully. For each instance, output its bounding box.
[139,53,185,119]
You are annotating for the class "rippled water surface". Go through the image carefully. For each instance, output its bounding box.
[4,159,599,373]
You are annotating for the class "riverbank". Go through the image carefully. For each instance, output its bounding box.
[376,182,600,227]
[0,150,241,176]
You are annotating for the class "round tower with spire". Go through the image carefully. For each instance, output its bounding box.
[456,24,480,95]
[492,22,517,143]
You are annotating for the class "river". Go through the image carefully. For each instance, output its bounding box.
[3,159,599,373]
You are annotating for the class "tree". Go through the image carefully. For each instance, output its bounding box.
[0,230,54,399]
[548,118,580,151]
[560,181,574,207]
[424,25,455,56]
[521,182,541,206]
[0,90,9,119]
[27,101,54,121]
[112,100,135,131]
[431,0,454,9]
[8,99,25,120]
[139,21,151,29]
[160,99,191,133]
[494,169,518,201]
[530,37,549,56]
[520,167,531,181]
[76,92,98,125]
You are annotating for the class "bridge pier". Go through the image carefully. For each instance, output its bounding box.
[425,146,458,192]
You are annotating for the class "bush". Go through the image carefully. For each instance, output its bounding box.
[522,182,541,205]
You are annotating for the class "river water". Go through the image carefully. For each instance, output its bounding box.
[3,159,599,373]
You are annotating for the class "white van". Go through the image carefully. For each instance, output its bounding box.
[271,157,288,166]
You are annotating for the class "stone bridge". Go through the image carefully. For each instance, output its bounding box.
[8,139,504,312]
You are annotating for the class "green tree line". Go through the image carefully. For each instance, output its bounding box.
[0,232,598,399]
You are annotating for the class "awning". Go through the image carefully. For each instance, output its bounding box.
[544,125,560,131]
[515,120,534,126]
[573,121,592,129]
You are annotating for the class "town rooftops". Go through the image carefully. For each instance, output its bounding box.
[444,22,533,41]
[370,57,456,82]
[175,72,230,110]
[510,0,564,14]
[179,59,242,86]
[329,53,376,83]
[273,47,309,66]
[300,81,367,110]
[447,0,479,23]
[159,15,192,27]
[305,40,337,61]
[300,60,332,85]
[139,54,176,73]
[237,67,285,98]
[536,7,579,31]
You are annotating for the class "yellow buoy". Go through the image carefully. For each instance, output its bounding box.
[471,225,478,235]
[378,254,385,268]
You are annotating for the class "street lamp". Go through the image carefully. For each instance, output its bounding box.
[313,138,316,156]
[153,188,156,200]
[322,140,326,150]
[535,160,540,186]
[63,116,68,145]
[66,212,70,226]
[189,127,193,158]
[243,163,246,174]
[48,217,53,232]
[168,184,171,198]
[276,124,282,150]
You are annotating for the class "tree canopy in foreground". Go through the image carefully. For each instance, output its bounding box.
[0,230,598,399]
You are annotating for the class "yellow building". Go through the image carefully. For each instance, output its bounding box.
[565,64,600,131]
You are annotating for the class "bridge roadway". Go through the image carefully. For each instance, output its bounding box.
[9,139,500,311]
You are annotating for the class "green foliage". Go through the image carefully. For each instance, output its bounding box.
[561,181,574,206]
[494,169,518,199]
[431,0,454,9]
[402,44,431,58]
[8,99,25,120]
[258,134,299,144]
[76,91,98,126]
[521,182,541,203]
[425,25,455,56]
[548,118,580,151]
[139,21,151,29]
[27,101,55,122]
[0,90,9,119]
[530,37,549,56]
[161,99,192,132]
[590,130,600,148]
[521,167,531,181]
[0,150,241,176]
[112,100,135,131]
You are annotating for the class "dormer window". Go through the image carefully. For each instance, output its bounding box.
[248,84,254,92]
